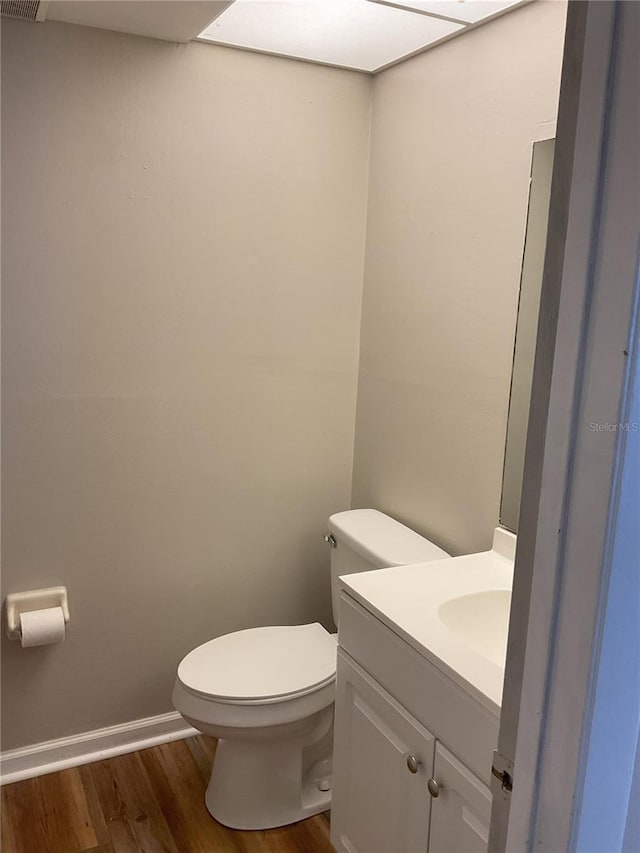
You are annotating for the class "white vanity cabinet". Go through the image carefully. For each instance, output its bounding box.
[331,652,434,853]
[331,592,497,853]
[428,743,492,852]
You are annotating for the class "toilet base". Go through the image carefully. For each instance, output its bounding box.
[205,706,333,830]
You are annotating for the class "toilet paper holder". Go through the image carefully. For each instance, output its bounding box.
[5,586,70,641]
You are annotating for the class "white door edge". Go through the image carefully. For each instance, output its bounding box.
[489,1,640,850]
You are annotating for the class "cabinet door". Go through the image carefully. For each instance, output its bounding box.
[428,743,492,853]
[331,650,435,853]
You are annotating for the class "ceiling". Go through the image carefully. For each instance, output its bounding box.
[44,1,233,44]
[30,0,530,74]
[199,0,529,73]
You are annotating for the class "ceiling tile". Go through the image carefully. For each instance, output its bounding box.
[198,0,463,73]
[368,0,528,26]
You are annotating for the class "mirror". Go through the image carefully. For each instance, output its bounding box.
[500,138,555,533]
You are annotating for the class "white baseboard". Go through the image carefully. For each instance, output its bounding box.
[0,711,198,785]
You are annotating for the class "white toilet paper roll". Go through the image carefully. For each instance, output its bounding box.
[19,607,66,647]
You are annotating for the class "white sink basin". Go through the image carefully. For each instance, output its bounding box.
[438,590,512,668]
[338,527,517,712]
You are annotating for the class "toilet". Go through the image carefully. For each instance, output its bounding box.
[172,509,450,830]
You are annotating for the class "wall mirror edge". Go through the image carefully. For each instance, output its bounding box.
[500,136,556,534]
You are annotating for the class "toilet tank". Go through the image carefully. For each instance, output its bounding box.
[326,509,450,626]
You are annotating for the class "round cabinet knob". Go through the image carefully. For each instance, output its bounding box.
[427,778,441,798]
[406,755,422,774]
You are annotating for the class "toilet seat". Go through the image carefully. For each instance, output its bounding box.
[177,623,336,704]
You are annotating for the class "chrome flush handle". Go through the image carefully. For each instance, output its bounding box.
[324,533,337,548]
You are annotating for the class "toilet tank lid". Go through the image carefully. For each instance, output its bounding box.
[328,509,450,567]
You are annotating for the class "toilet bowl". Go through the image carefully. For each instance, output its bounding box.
[173,509,451,830]
[172,622,337,830]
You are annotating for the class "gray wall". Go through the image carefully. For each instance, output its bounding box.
[1,20,371,750]
[2,2,568,752]
[351,0,567,556]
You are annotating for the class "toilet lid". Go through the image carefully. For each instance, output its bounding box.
[177,623,337,702]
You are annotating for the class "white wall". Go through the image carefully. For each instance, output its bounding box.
[1,20,371,750]
[351,0,567,555]
[1,2,568,752]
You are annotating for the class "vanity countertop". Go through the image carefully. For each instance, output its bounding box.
[338,528,516,715]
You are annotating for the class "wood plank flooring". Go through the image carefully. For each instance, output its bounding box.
[1,736,334,853]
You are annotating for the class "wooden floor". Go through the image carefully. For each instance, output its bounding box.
[1,736,334,853]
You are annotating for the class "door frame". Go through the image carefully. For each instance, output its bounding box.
[489,1,640,849]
